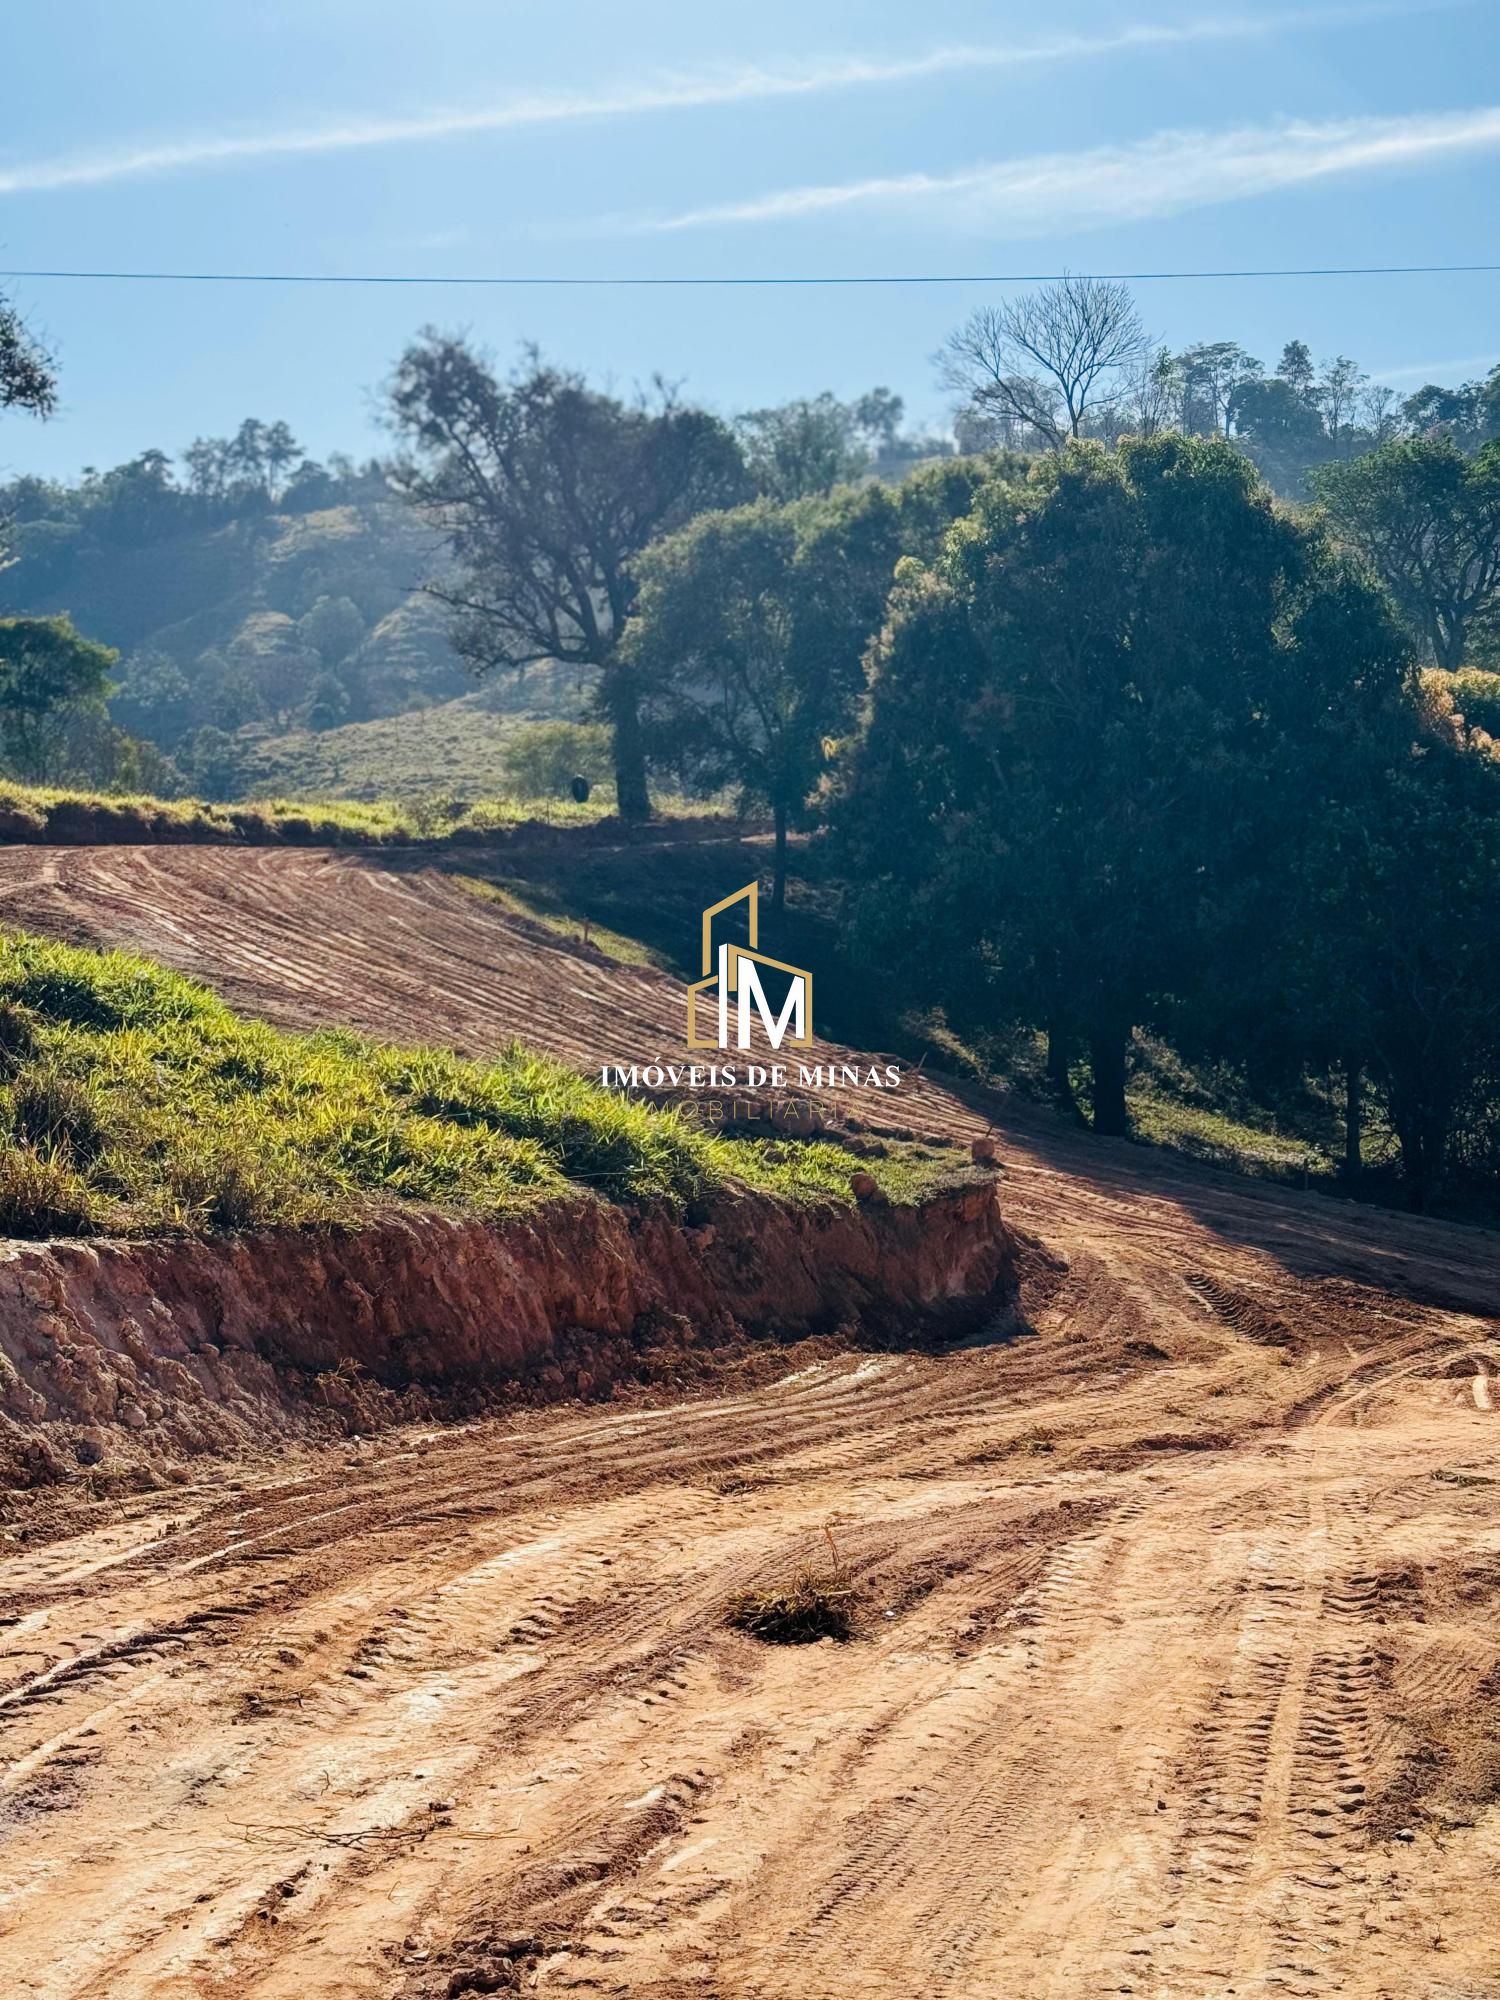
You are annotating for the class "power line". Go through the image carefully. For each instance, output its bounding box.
[2,262,1500,289]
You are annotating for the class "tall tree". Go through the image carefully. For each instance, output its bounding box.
[834,435,1410,1137]
[940,276,1151,453]
[1316,355,1369,456]
[260,421,304,500]
[1290,737,1500,1208]
[1233,376,1329,495]
[1314,437,1500,670]
[226,419,269,493]
[389,339,748,819]
[182,436,228,501]
[630,489,903,907]
[1174,342,1262,437]
[1277,340,1317,401]
[735,394,868,500]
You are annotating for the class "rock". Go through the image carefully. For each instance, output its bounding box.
[74,1428,107,1467]
[970,1136,1000,1165]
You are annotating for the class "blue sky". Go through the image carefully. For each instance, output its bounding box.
[2,0,1498,479]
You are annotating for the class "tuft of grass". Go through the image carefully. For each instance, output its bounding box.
[10,1065,109,1165]
[724,1565,860,1644]
[0,1145,99,1238]
[724,1529,861,1644]
[0,1000,40,1076]
[0,930,927,1239]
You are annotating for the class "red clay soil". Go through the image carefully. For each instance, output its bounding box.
[2,842,1500,1999]
[0,1181,1015,1484]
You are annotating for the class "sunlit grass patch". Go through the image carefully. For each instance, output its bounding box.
[0,931,927,1239]
[450,874,670,970]
[0,778,729,849]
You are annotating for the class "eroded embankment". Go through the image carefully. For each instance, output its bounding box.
[0,1177,1017,1488]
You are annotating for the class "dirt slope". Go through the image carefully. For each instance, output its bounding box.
[3,842,1500,1999]
[0,1182,1014,1477]
[0,844,976,1140]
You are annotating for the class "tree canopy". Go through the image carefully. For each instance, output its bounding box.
[833,435,1416,1139]
[0,293,56,422]
[628,488,905,905]
[1313,437,1500,671]
[0,614,119,782]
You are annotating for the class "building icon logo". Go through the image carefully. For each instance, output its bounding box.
[686,881,813,1052]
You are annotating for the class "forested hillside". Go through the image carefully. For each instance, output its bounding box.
[0,425,501,793]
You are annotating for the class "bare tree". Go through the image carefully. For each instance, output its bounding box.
[1316,355,1370,456]
[1361,382,1404,447]
[939,276,1151,452]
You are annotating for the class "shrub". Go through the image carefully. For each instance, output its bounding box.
[500,720,614,800]
[1451,668,1500,740]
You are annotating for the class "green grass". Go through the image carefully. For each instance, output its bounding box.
[1124,1093,1332,1180]
[0,778,726,849]
[0,931,932,1240]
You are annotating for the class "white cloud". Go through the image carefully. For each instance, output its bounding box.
[0,9,1401,197]
[623,104,1500,236]
[1372,351,1500,381]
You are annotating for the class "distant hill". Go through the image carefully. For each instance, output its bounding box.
[0,487,465,714]
[0,444,580,796]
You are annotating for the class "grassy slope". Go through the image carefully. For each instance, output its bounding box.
[0,932,933,1240]
[237,665,596,801]
[239,696,537,801]
[0,778,724,847]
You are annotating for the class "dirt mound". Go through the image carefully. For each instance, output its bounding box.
[0,1179,1015,1490]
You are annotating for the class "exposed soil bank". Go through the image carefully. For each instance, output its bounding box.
[0,1177,1017,1489]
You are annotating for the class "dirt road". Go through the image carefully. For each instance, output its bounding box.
[3,844,1500,1997]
